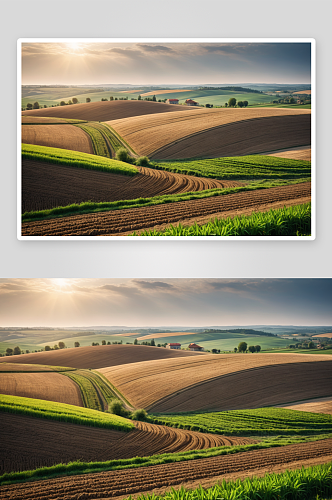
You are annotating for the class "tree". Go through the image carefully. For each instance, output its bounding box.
[58,342,65,349]
[68,100,73,105]
[45,345,52,351]
[33,102,40,109]
[26,103,33,110]
[107,341,111,345]
[225,102,228,107]
[243,101,248,107]
[108,399,130,417]
[152,95,156,101]
[254,345,261,352]
[237,101,244,108]
[86,97,91,103]
[102,340,106,345]
[6,348,13,356]
[238,341,248,353]
[72,97,79,104]
[116,147,131,164]
[248,345,256,353]
[134,338,138,345]
[234,347,238,352]
[150,339,155,346]
[228,98,237,107]
[60,101,66,106]
[74,342,80,348]
[54,344,59,350]
[110,96,114,101]
[25,350,30,354]
[136,156,149,166]
[13,346,21,355]
[308,341,315,349]
[131,408,148,421]
[289,97,295,104]
[138,95,142,100]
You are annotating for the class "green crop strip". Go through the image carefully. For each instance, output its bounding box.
[73,123,111,157]
[125,463,331,500]
[62,370,105,411]
[0,394,134,432]
[150,407,332,436]
[153,155,311,180]
[0,433,330,486]
[103,123,138,155]
[22,144,137,176]
[135,203,311,237]
[21,178,309,223]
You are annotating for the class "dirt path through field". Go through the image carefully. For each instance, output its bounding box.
[2,439,331,500]
[21,182,311,236]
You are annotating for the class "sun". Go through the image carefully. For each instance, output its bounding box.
[51,278,70,289]
[67,42,80,52]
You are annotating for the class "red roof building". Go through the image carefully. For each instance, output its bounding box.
[166,98,179,104]
[185,99,198,106]
[166,342,181,349]
[188,343,204,351]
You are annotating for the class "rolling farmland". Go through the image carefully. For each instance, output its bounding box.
[20,101,312,237]
[109,107,311,159]
[98,353,332,411]
[0,372,82,405]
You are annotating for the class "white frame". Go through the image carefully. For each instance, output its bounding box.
[17,38,315,240]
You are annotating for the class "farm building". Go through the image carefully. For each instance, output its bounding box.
[166,343,181,349]
[188,343,204,351]
[185,99,198,106]
[166,99,179,104]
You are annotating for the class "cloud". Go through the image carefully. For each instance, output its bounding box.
[137,44,173,54]
[106,47,142,58]
[132,280,174,290]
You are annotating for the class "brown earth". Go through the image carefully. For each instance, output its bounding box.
[21,181,311,236]
[21,116,69,124]
[22,159,241,214]
[313,332,332,338]
[2,439,332,500]
[22,124,94,154]
[0,372,82,406]
[0,363,66,372]
[21,100,199,122]
[293,90,312,94]
[0,344,204,370]
[266,146,311,161]
[109,107,311,159]
[98,353,332,411]
[0,412,253,474]
[280,397,332,414]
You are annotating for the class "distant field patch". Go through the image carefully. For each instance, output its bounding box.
[141,89,192,96]
[0,372,83,406]
[280,398,332,415]
[0,363,75,372]
[266,147,311,161]
[22,124,94,154]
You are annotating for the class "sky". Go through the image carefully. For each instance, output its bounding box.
[21,42,311,86]
[0,279,330,327]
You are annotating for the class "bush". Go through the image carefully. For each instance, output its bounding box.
[135,156,150,167]
[108,399,130,418]
[131,409,148,421]
[115,148,132,164]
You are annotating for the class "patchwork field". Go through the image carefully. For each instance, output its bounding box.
[266,146,311,161]
[22,124,93,154]
[0,412,251,474]
[22,159,241,214]
[0,344,203,369]
[22,100,199,122]
[109,107,311,159]
[2,439,331,500]
[0,372,82,405]
[98,353,332,411]
[21,181,311,236]
[281,398,332,415]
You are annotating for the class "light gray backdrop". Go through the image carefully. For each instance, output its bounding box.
[0,0,330,278]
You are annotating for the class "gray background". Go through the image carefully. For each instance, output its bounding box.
[0,0,330,278]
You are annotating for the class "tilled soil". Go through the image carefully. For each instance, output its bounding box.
[22,160,239,213]
[2,439,332,500]
[0,413,252,474]
[22,125,94,155]
[21,182,311,236]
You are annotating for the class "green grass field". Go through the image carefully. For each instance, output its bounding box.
[0,394,134,431]
[136,203,311,237]
[123,463,332,500]
[153,155,311,180]
[151,408,332,436]
[22,144,137,176]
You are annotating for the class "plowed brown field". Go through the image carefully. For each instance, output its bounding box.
[21,116,69,124]
[266,146,311,161]
[2,439,332,500]
[22,124,93,154]
[109,107,311,159]
[22,159,240,213]
[0,372,82,406]
[0,412,252,474]
[0,363,63,372]
[98,353,332,411]
[0,345,203,370]
[280,397,332,414]
[21,182,311,236]
[21,100,199,122]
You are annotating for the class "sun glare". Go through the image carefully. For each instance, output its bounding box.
[51,278,70,290]
[67,42,80,52]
